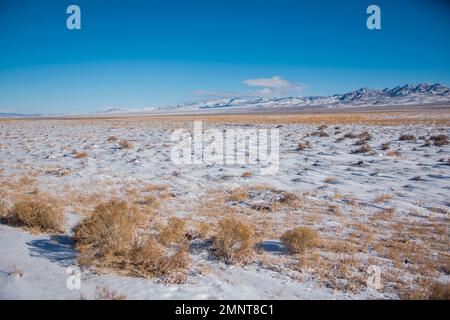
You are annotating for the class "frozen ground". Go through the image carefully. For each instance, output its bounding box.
[0,116,449,299]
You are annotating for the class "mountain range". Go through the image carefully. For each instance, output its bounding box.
[1,83,449,117]
[170,83,450,112]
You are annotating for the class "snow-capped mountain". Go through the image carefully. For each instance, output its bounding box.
[93,107,135,114]
[332,83,449,107]
[86,83,450,115]
[166,83,449,112]
[386,83,450,96]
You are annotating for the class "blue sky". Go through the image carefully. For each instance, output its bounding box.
[0,0,449,114]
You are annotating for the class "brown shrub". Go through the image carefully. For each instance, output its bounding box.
[252,201,282,213]
[73,200,189,280]
[196,221,211,239]
[309,130,329,137]
[280,192,302,209]
[399,134,416,141]
[213,217,254,264]
[5,195,65,233]
[375,194,393,203]
[73,200,143,266]
[428,282,450,300]
[138,195,161,208]
[400,281,450,300]
[144,184,169,193]
[94,286,127,300]
[0,200,6,218]
[352,144,372,154]
[119,139,134,149]
[131,239,189,278]
[324,176,337,184]
[297,141,312,150]
[281,227,320,254]
[327,205,342,215]
[241,171,252,178]
[158,217,187,245]
[386,149,401,157]
[355,138,367,146]
[357,131,372,141]
[381,142,390,150]
[430,134,449,146]
[227,187,249,202]
[74,151,88,159]
[343,132,357,139]
[355,132,372,146]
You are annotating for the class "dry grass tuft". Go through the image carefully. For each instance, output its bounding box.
[280,192,302,209]
[5,195,65,233]
[358,131,372,140]
[227,187,249,202]
[158,217,187,245]
[131,239,190,279]
[355,132,372,145]
[73,199,189,280]
[399,134,416,141]
[386,149,401,157]
[119,139,134,149]
[430,134,449,146]
[73,200,143,267]
[94,286,127,300]
[324,176,337,184]
[327,205,342,215]
[343,132,357,139]
[241,171,252,178]
[280,227,320,254]
[74,151,88,159]
[195,221,212,239]
[381,142,390,150]
[309,130,329,138]
[400,281,450,300]
[138,195,161,208]
[297,141,312,150]
[213,217,254,264]
[0,199,6,218]
[352,144,372,154]
[427,282,450,300]
[375,194,393,203]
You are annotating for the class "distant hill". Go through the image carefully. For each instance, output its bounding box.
[0,112,41,118]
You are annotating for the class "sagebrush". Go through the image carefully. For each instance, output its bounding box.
[5,195,65,233]
[281,226,320,254]
[213,217,254,264]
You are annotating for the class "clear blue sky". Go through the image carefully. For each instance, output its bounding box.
[1,0,449,114]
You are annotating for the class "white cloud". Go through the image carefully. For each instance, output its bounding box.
[243,76,303,97]
[194,76,303,100]
[243,76,296,89]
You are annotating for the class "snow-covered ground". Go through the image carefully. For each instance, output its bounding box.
[0,115,449,299]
